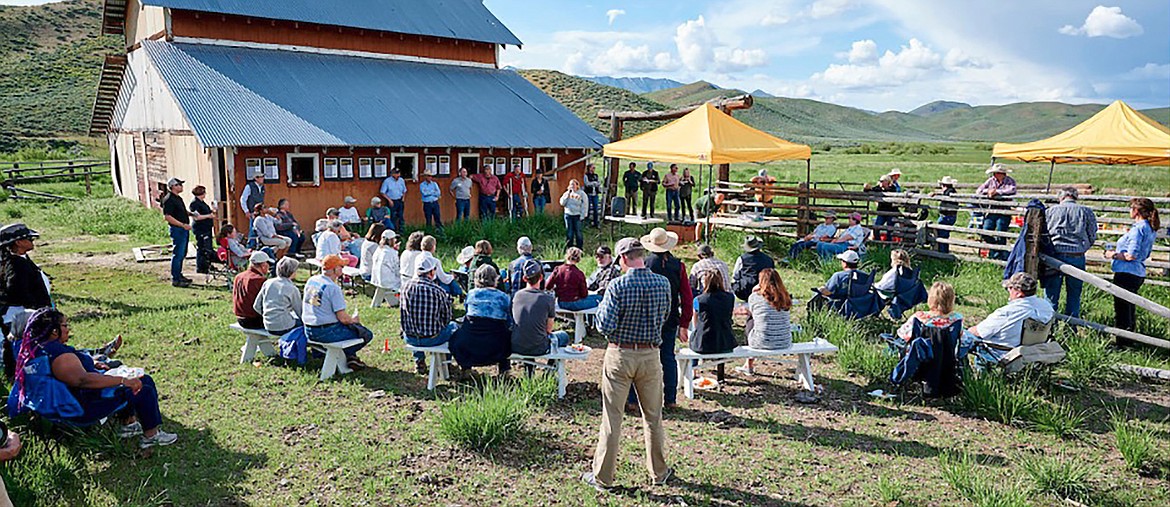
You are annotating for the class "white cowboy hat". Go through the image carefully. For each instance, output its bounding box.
[456,246,476,265]
[887,168,903,176]
[640,227,679,253]
[938,176,959,186]
[985,164,1012,175]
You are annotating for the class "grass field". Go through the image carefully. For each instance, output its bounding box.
[1,151,1169,506]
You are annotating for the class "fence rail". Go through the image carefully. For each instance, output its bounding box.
[1,159,106,199]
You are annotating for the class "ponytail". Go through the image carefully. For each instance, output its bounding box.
[1131,198,1161,230]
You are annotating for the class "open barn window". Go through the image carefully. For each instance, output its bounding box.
[537,154,558,180]
[287,153,320,186]
[393,153,418,181]
[459,154,480,175]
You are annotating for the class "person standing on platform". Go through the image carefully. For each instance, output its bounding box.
[472,164,501,219]
[450,168,474,222]
[640,162,660,219]
[161,178,192,288]
[662,164,681,223]
[531,173,551,215]
[584,163,602,227]
[1043,187,1097,318]
[188,185,216,275]
[1105,198,1158,339]
[977,164,1017,261]
[419,171,443,230]
[622,162,641,217]
[679,168,696,223]
[504,166,528,220]
[560,179,588,249]
[239,172,265,239]
[582,237,673,491]
[934,176,959,254]
[379,168,408,231]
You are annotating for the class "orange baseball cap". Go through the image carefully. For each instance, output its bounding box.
[322,254,346,271]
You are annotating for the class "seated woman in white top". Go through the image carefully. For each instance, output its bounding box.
[398,231,426,282]
[358,223,386,282]
[875,249,911,293]
[738,268,793,376]
[370,229,401,305]
[253,257,304,336]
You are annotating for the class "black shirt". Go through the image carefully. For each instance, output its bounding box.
[679,175,695,196]
[0,252,51,310]
[641,170,660,193]
[162,193,189,224]
[189,197,213,234]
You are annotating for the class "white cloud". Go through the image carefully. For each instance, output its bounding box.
[844,39,878,64]
[606,9,626,26]
[564,41,679,75]
[808,0,851,19]
[1059,5,1143,39]
[1123,63,1170,80]
[674,16,768,72]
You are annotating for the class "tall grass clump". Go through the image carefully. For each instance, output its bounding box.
[438,379,532,451]
[874,475,905,504]
[512,372,558,408]
[1110,411,1158,473]
[1029,401,1088,438]
[939,452,1029,507]
[1019,453,1094,500]
[1058,329,1121,387]
[961,371,1038,425]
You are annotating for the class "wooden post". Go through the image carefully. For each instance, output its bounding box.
[1023,207,1044,278]
[606,114,622,198]
[1045,159,1055,193]
[796,182,810,237]
[85,171,92,196]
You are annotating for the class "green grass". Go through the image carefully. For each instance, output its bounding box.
[1019,452,1094,501]
[939,452,1030,507]
[438,378,535,451]
[1111,411,1160,473]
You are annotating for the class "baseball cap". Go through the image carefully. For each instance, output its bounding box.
[849,212,863,222]
[521,259,543,278]
[322,254,346,271]
[416,254,439,275]
[371,197,382,205]
[595,245,612,257]
[249,251,272,265]
[836,250,860,264]
[344,196,357,204]
[1002,272,1038,293]
[166,177,184,187]
[326,207,339,217]
[380,229,398,241]
[615,237,644,256]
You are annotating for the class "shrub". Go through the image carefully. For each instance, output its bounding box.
[939,452,1029,507]
[1110,411,1157,472]
[1019,453,1094,500]
[1029,401,1087,438]
[438,379,532,451]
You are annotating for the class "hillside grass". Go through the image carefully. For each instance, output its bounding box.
[0,175,1167,505]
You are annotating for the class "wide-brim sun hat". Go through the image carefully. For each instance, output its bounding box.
[887,168,903,176]
[0,223,40,247]
[939,176,959,186]
[986,164,1012,175]
[640,227,679,253]
[742,236,764,251]
[456,246,476,265]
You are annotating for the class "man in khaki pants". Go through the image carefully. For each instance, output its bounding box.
[582,237,673,490]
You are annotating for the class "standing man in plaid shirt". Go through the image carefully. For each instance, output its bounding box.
[401,255,457,375]
[583,238,673,491]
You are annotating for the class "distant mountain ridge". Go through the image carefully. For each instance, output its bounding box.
[579,76,685,94]
[909,100,972,117]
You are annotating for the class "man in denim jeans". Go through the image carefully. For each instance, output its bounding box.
[401,255,458,375]
[1042,187,1097,318]
[160,178,192,287]
[302,254,372,371]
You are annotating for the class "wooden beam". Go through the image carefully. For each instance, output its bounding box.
[1055,314,1170,350]
[597,94,754,121]
[1041,254,1170,320]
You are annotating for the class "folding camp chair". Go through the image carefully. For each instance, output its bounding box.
[890,320,964,398]
[883,266,928,320]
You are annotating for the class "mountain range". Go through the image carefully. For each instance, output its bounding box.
[1,0,1167,147]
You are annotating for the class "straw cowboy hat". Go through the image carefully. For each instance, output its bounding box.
[938,176,959,186]
[456,246,476,265]
[986,164,1012,175]
[887,168,903,177]
[742,235,764,252]
[640,227,679,253]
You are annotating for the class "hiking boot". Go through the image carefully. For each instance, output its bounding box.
[139,429,179,449]
[116,421,142,438]
[172,280,192,288]
[414,359,428,375]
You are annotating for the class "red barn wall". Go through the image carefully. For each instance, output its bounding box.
[228,147,588,233]
[170,11,498,66]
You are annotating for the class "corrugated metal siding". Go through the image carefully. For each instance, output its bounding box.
[143,0,522,46]
[142,40,608,149]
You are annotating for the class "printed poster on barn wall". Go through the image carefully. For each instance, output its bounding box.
[323,158,339,180]
[263,158,280,182]
[373,158,388,178]
[339,158,354,179]
[438,156,451,176]
[358,158,373,179]
[245,158,262,179]
[425,156,438,176]
[495,157,507,175]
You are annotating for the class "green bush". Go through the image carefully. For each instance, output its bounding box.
[1019,453,1094,500]
[961,371,1038,425]
[939,452,1029,507]
[438,379,532,451]
[1110,411,1158,472]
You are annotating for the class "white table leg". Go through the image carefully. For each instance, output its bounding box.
[796,354,814,391]
[427,353,439,390]
[556,360,567,398]
[683,359,695,399]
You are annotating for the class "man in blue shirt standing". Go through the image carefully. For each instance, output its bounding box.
[1042,187,1097,318]
[379,168,407,231]
[419,170,442,230]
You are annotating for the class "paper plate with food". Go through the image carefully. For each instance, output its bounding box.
[564,344,591,354]
[694,376,719,390]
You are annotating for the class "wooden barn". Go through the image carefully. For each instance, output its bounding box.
[90,0,607,230]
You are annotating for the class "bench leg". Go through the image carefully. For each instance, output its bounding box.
[556,360,567,399]
[796,354,815,391]
[439,353,451,380]
[319,349,342,381]
[371,288,385,308]
[426,352,439,390]
[680,358,695,400]
[257,340,278,358]
[573,315,586,344]
[240,336,260,364]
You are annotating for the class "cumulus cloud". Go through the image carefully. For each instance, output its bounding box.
[564,41,678,75]
[815,38,981,89]
[1059,5,1143,38]
[844,39,878,64]
[606,9,626,26]
[675,16,768,72]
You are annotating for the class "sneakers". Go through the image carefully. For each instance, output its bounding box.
[653,467,675,486]
[97,334,123,358]
[734,365,754,377]
[139,429,178,449]
[116,421,143,438]
[580,472,610,492]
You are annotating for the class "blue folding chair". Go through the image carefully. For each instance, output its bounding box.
[884,266,928,320]
[890,319,964,398]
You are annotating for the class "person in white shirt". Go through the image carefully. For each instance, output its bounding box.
[358,224,386,282]
[816,212,867,258]
[314,220,341,260]
[371,229,401,305]
[787,212,838,260]
[338,196,362,226]
[399,231,426,282]
[875,249,911,292]
[965,272,1054,364]
[421,235,464,297]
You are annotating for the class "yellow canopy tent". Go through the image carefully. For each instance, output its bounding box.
[603,103,811,164]
[993,100,1170,190]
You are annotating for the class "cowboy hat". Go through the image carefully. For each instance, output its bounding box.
[456,246,476,265]
[938,176,959,186]
[0,223,39,247]
[886,168,903,176]
[640,227,679,253]
[985,164,1012,175]
[742,235,764,251]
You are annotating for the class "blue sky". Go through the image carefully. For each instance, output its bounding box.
[484,0,1170,111]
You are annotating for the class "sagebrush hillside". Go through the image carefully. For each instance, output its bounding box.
[520,69,671,137]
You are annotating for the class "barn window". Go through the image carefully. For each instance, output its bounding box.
[393,153,418,180]
[459,154,480,175]
[537,154,558,180]
[287,153,320,186]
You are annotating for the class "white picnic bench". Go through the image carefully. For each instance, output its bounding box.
[370,287,399,308]
[404,343,592,398]
[229,323,363,381]
[555,305,599,343]
[675,338,838,400]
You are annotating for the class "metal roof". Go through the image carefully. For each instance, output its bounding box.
[142,0,522,46]
[141,40,607,149]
